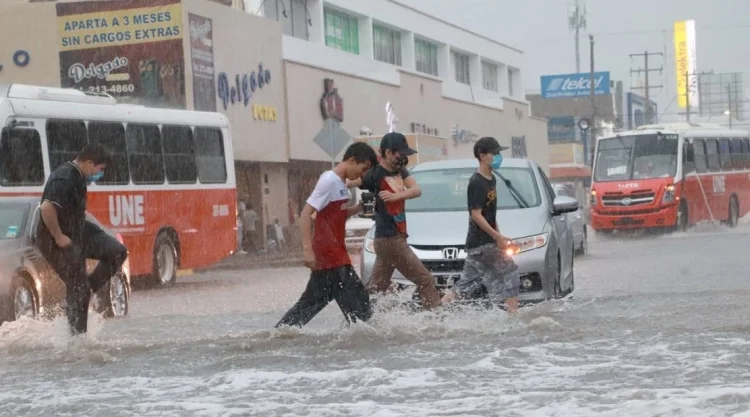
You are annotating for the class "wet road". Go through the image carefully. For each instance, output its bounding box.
[2,223,750,416]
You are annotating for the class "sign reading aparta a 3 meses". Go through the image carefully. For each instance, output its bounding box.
[56,0,185,108]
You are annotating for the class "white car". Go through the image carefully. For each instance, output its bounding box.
[553,184,588,255]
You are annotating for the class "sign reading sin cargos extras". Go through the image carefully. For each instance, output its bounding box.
[540,71,610,98]
[216,64,271,110]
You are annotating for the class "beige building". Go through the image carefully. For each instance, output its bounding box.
[1,0,550,247]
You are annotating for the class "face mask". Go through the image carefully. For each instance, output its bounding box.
[491,154,503,170]
[87,171,104,183]
[395,155,409,169]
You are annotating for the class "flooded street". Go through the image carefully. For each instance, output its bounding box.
[2,225,750,417]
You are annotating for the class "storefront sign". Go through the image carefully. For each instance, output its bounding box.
[216,64,271,110]
[188,14,216,112]
[320,78,343,122]
[252,105,277,122]
[451,124,479,147]
[512,136,527,158]
[410,122,439,136]
[56,0,185,108]
[547,116,578,143]
[0,50,31,73]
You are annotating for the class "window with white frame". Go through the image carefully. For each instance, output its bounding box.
[451,50,471,85]
[415,38,438,76]
[324,7,359,54]
[265,0,310,40]
[482,61,498,92]
[373,24,402,66]
[508,68,515,96]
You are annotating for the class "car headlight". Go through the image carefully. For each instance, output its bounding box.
[364,237,375,253]
[662,184,675,204]
[510,232,549,254]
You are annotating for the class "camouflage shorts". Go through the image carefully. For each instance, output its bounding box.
[454,243,520,303]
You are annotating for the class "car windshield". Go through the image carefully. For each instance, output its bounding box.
[0,203,29,240]
[405,167,541,212]
[594,133,679,181]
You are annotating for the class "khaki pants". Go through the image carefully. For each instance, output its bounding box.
[370,236,442,309]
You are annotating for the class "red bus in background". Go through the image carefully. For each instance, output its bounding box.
[590,123,750,233]
[0,85,237,286]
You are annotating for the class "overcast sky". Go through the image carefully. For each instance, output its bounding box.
[400,0,750,125]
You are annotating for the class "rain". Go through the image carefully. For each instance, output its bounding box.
[1,0,750,416]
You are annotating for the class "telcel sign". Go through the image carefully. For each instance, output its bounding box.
[540,71,610,98]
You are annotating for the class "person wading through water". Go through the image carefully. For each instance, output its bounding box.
[38,144,128,335]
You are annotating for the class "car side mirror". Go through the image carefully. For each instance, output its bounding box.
[553,196,579,215]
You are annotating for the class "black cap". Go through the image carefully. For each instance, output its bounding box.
[380,132,417,156]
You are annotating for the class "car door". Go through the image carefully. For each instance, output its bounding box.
[537,168,573,286]
[554,184,583,247]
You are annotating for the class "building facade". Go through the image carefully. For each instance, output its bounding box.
[1,0,549,246]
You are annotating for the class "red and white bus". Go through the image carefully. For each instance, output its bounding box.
[590,123,750,233]
[0,84,237,285]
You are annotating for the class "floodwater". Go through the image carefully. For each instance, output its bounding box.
[2,224,750,417]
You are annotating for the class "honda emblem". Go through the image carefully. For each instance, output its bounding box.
[443,247,458,259]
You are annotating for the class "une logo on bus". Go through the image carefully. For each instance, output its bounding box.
[109,195,145,227]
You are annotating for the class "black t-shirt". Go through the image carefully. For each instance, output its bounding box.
[465,172,497,249]
[360,165,410,238]
[38,162,88,248]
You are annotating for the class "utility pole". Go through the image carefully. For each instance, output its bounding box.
[630,51,663,124]
[589,34,596,164]
[568,0,587,73]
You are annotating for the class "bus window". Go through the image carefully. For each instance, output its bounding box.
[194,127,227,184]
[162,125,198,184]
[0,127,45,186]
[693,138,708,174]
[705,139,720,172]
[718,138,731,170]
[89,122,130,185]
[126,124,165,184]
[730,138,744,170]
[46,119,87,171]
[682,142,695,174]
[744,138,750,169]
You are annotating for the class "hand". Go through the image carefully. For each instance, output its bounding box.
[379,190,400,202]
[494,234,510,250]
[55,235,73,248]
[303,248,316,269]
[441,290,458,304]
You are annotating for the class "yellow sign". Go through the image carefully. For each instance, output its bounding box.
[57,4,183,52]
[674,21,688,108]
[549,143,584,165]
[252,105,278,122]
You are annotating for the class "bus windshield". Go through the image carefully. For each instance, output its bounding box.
[593,134,679,182]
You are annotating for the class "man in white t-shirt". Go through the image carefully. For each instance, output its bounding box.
[275,142,378,328]
[243,202,259,251]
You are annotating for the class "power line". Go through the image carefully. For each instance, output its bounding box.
[522,22,750,46]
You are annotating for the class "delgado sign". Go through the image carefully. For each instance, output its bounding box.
[540,71,610,98]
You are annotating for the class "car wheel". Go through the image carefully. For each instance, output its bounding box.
[12,276,38,320]
[152,233,178,287]
[98,273,129,318]
[727,196,739,228]
[564,248,575,297]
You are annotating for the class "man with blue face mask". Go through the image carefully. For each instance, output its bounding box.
[442,137,520,314]
[38,143,128,335]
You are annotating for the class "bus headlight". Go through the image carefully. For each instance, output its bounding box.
[590,190,597,207]
[662,185,675,204]
[510,233,549,254]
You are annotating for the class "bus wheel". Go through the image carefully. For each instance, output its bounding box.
[677,201,689,232]
[728,196,739,228]
[152,233,178,287]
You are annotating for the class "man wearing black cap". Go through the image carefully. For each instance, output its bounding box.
[349,132,442,309]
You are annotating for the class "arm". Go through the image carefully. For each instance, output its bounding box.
[346,178,362,189]
[467,177,507,246]
[470,209,502,240]
[379,169,420,202]
[299,204,316,252]
[40,201,70,247]
[346,202,363,218]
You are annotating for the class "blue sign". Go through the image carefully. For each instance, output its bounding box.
[547,116,578,142]
[540,71,610,98]
[217,63,271,110]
